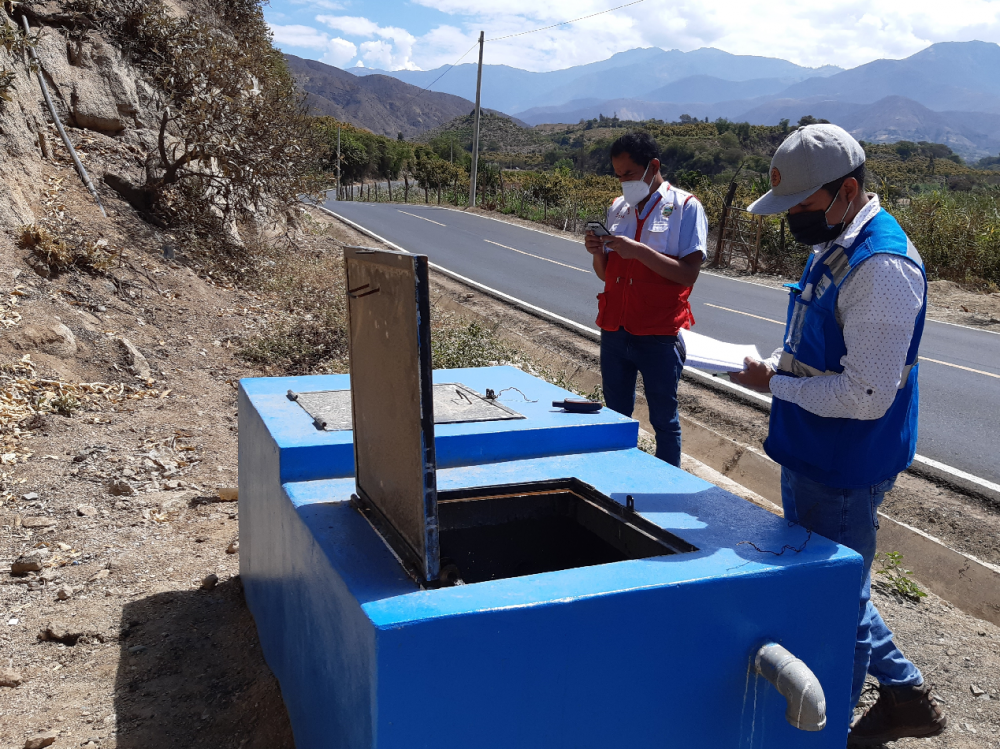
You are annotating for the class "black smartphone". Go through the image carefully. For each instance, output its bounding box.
[585,220,611,237]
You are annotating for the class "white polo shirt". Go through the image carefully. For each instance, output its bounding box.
[606,182,708,259]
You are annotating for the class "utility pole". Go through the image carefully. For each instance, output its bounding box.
[336,126,342,200]
[468,30,484,208]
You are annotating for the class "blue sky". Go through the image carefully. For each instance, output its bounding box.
[264,0,1000,74]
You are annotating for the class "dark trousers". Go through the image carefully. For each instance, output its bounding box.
[600,328,684,466]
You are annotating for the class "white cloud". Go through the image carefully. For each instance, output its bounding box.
[268,23,330,49]
[406,0,1000,70]
[271,0,1000,74]
[323,38,359,67]
[360,40,394,68]
[290,0,345,9]
[316,15,382,37]
[317,15,419,70]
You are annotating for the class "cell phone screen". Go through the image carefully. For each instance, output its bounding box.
[586,221,611,236]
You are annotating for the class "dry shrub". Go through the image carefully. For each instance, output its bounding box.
[18,225,73,269]
[64,0,325,229]
[430,316,520,370]
[18,224,115,273]
[237,243,350,375]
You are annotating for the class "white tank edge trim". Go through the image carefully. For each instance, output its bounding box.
[316,203,1000,497]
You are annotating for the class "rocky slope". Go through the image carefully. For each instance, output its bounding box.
[0,4,162,232]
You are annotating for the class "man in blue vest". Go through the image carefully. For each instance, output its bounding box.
[731,124,946,746]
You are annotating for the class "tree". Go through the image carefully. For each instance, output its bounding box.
[413,148,456,204]
[919,142,953,174]
[526,173,568,219]
[894,141,918,161]
[102,3,324,227]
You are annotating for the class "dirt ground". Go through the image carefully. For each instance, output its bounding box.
[2,185,998,749]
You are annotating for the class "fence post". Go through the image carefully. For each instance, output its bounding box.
[710,181,739,269]
[752,216,763,274]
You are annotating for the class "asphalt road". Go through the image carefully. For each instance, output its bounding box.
[324,199,1000,485]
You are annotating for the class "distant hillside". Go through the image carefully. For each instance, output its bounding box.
[418,111,546,154]
[739,96,1000,160]
[284,54,477,139]
[776,41,1000,114]
[643,75,794,104]
[349,47,840,114]
[519,94,1000,161]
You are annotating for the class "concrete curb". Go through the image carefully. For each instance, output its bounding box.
[680,368,1000,506]
[317,202,1000,626]
[678,414,1000,627]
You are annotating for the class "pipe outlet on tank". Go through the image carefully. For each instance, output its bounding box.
[754,642,827,731]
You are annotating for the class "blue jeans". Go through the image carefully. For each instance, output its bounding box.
[600,328,684,466]
[780,467,923,727]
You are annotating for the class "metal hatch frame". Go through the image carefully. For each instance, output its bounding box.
[344,247,439,582]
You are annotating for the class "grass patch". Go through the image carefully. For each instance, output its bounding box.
[236,238,350,375]
[431,317,522,370]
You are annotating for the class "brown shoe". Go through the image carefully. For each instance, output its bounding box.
[848,683,947,746]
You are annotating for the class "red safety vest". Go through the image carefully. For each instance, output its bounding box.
[596,191,697,336]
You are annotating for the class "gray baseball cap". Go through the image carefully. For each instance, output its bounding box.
[747,124,866,215]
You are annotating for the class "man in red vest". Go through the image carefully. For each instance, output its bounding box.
[584,131,707,465]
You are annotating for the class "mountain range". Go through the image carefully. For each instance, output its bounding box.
[284,54,479,139]
[349,47,842,115]
[342,41,1000,160]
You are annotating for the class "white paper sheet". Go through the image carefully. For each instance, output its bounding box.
[679,328,761,374]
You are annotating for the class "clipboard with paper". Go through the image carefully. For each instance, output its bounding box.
[679,328,761,374]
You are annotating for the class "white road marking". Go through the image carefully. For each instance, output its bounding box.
[319,203,1000,493]
[330,194,1000,339]
[398,210,446,227]
[704,303,783,325]
[704,305,998,379]
[483,239,590,273]
[921,357,1000,380]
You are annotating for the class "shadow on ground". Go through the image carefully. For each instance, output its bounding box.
[113,577,295,749]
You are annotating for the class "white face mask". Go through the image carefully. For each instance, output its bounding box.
[620,162,653,207]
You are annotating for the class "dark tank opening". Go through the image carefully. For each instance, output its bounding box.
[436,478,696,585]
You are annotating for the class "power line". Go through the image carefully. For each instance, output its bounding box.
[487,0,650,42]
[402,0,649,106]
[401,40,479,107]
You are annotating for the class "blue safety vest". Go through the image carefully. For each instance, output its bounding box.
[765,210,927,489]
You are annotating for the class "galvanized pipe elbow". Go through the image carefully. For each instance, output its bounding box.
[755,642,827,731]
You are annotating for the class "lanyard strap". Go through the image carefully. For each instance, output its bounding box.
[633,190,664,242]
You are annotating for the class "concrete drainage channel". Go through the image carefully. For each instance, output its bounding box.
[320,204,1000,628]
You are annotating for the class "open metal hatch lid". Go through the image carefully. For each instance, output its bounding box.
[345,247,440,582]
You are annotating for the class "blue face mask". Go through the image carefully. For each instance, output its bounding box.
[787,188,851,245]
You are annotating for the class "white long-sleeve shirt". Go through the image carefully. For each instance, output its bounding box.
[766,196,925,420]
